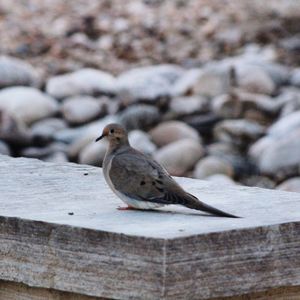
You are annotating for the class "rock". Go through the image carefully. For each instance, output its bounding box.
[258,129,300,179]
[0,87,59,125]
[236,65,275,95]
[0,140,10,156]
[153,139,204,176]
[78,140,108,166]
[248,136,275,163]
[191,65,231,98]
[0,110,32,146]
[252,62,290,86]
[182,114,221,137]
[193,156,234,179]
[268,110,300,138]
[44,152,69,163]
[205,174,236,185]
[168,96,209,117]
[214,119,265,148]
[21,143,67,159]
[277,177,300,193]
[290,68,300,87]
[212,90,282,123]
[61,96,106,125]
[171,69,203,97]
[116,65,184,102]
[31,118,68,144]
[241,175,276,189]
[149,121,201,147]
[128,130,157,155]
[278,87,300,117]
[119,104,161,131]
[46,68,116,99]
[0,56,39,88]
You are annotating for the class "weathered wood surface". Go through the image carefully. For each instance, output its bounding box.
[0,155,300,299]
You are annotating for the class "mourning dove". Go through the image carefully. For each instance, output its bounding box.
[96,123,239,218]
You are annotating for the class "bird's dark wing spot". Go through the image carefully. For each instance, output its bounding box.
[140,180,146,186]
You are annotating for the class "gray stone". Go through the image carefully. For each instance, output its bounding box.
[290,68,300,87]
[248,136,275,163]
[193,156,234,179]
[149,121,201,147]
[191,65,231,98]
[61,96,106,125]
[153,139,204,176]
[236,65,275,95]
[0,110,33,146]
[268,110,300,138]
[171,68,203,97]
[46,68,116,99]
[44,152,69,163]
[0,155,300,300]
[168,96,208,117]
[205,174,236,185]
[0,87,59,125]
[119,104,161,131]
[279,87,300,117]
[0,140,10,156]
[277,177,300,193]
[116,64,183,102]
[214,119,265,147]
[21,143,67,159]
[0,56,40,88]
[212,91,282,122]
[128,130,157,155]
[31,118,68,142]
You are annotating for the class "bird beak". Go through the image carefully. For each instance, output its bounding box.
[95,134,104,142]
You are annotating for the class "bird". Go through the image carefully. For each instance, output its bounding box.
[95,123,239,218]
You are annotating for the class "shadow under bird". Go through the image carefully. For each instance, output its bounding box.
[96,123,239,218]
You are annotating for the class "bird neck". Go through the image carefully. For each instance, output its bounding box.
[108,137,130,153]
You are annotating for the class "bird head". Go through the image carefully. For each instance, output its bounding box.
[95,123,128,145]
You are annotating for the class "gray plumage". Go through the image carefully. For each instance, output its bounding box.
[96,123,239,218]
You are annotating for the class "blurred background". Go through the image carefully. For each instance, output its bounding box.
[0,0,300,191]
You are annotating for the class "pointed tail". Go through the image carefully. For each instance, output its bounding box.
[184,193,240,218]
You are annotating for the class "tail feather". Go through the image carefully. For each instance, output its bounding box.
[184,193,240,218]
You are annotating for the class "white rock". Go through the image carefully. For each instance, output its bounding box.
[171,69,203,97]
[259,129,300,177]
[0,87,58,125]
[0,56,40,88]
[205,174,236,185]
[268,111,300,138]
[290,68,300,87]
[193,156,234,179]
[46,68,116,99]
[192,66,231,98]
[116,65,184,101]
[153,139,204,176]
[277,178,300,193]
[61,96,105,125]
[150,121,201,147]
[128,130,157,155]
[236,65,275,95]
[169,96,208,117]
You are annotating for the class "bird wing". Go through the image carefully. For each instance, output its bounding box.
[109,148,186,205]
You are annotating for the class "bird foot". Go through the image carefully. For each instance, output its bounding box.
[117,206,136,211]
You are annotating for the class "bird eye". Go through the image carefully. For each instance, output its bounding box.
[110,129,114,134]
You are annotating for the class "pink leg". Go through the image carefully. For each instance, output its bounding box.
[117,205,137,211]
